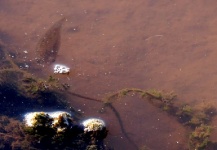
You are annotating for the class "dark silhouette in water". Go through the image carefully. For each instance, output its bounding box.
[35,18,65,64]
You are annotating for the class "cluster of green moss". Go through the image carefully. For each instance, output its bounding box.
[175,103,216,127]
[21,75,68,98]
[189,124,212,150]
[103,88,176,110]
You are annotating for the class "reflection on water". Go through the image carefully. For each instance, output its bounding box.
[1,0,217,149]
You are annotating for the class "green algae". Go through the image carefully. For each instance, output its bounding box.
[102,88,176,109]
[189,124,212,150]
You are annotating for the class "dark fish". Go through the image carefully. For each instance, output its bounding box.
[35,18,65,64]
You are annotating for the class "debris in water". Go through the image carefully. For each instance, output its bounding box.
[54,64,70,74]
[23,50,28,53]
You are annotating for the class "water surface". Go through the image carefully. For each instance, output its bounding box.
[1,0,217,149]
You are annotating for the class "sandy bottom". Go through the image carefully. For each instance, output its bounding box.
[1,0,217,149]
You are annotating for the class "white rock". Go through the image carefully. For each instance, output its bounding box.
[82,118,106,132]
[54,64,70,74]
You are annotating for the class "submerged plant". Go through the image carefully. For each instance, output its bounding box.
[102,88,176,110]
[189,124,212,150]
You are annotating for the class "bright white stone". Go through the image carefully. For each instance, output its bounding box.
[54,64,70,74]
[82,118,106,132]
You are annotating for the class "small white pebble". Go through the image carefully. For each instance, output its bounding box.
[54,64,70,74]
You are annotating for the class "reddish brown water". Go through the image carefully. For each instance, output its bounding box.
[1,0,217,149]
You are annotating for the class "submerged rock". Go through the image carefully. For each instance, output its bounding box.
[24,111,73,130]
[82,118,106,132]
[81,118,108,149]
[23,111,109,150]
[49,111,72,133]
[24,112,51,127]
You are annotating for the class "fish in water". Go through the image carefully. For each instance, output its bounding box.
[35,18,65,64]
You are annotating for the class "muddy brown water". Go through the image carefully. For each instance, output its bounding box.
[1,0,217,149]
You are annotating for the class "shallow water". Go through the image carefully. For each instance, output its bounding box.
[1,0,217,149]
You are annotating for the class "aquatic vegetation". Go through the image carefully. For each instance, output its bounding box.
[0,41,76,118]
[173,102,217,129]
[21,75,67,98]
[175,104,194,124]
[103,88,176,109]
[180,105,193,115]
[189,124,212,150]
[0,115,32,150]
